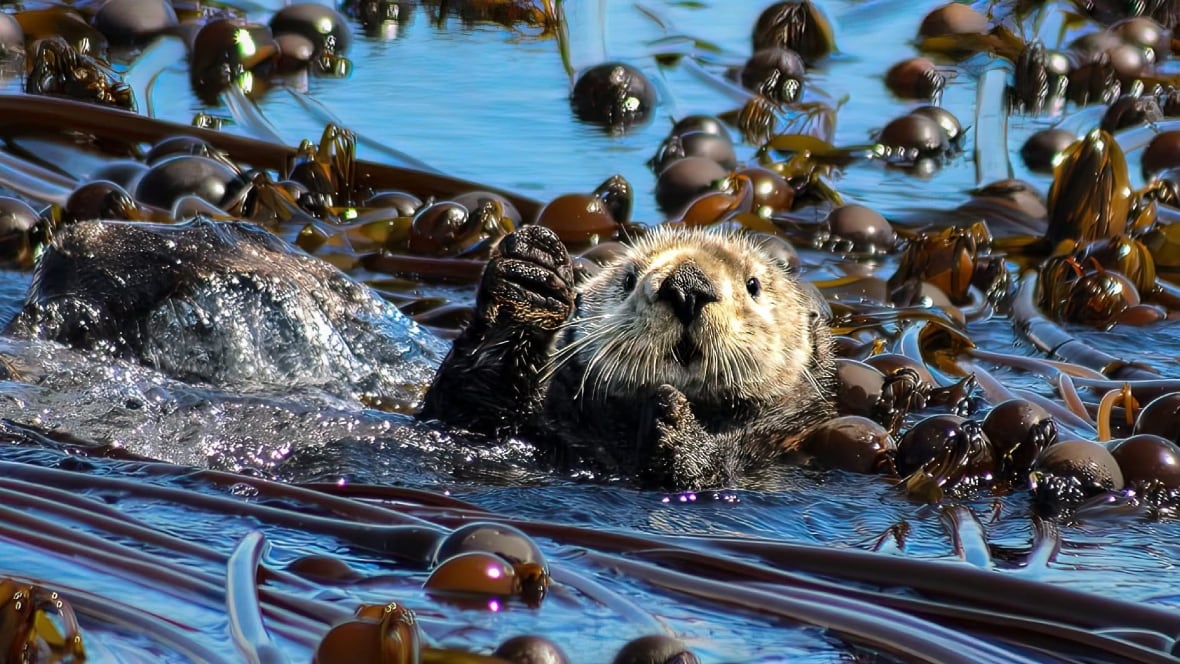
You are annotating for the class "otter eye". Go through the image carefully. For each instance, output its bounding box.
[746,277,762,298]
[621,271,637,294]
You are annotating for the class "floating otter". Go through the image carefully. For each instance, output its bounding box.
[6,218,834,489]
[420,224,836,490]
[4,218,444,407]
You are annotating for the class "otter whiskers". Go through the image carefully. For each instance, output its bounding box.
[802,366,826,401]
[539,315,614,385]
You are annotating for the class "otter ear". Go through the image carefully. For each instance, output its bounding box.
[798,281,832,324]
[749,233,799,276]
[771,256,797,276]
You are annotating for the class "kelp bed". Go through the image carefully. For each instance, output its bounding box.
[2,0,1180,662]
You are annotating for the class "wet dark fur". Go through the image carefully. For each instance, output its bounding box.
[420,225,835,490]
[6,218,831,489]
[5,218,443,402]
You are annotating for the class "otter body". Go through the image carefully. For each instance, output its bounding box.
[6,218,444,406]
[421,225,835,489]
[7,218,832,489]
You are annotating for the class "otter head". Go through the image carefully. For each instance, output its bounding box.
[569,227,826,405]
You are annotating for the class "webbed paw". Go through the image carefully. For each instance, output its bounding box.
[653,384,694,434]
[477,225,575,331]
[642,384,712,491]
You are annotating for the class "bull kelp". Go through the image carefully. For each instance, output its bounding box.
[1,0,1180,661]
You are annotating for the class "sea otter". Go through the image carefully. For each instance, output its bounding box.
[4,219,445,407]
[419,224,836,490]
[5,218,833,489]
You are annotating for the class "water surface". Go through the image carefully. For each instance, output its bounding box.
[1,0,1180,662]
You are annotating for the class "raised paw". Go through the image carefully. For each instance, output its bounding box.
[477,225,575,330]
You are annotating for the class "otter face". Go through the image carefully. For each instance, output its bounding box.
[567,227,822,405]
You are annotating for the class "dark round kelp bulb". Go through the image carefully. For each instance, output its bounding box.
[650,131,738,174]
[612,635,700,664]
[434,522,547,570]
[896,414,992,479]
[1109,434,1180,489]
[885,57,944,100]
[798,415,895,473]
[864,353,934,387]
[918,2,988,38]
[910,105,963,142]
[655,157,728,213]
[135,154,241,210]
[408,201,473,255]
[740,46,805,103]
[270,3,352,57]
[452,191,521,227]
[833,358,886,419]
[0,197,40,264]
[145,135,217,164]
[1134,392,1180,443]
[1021,129,1076,173]
[63,180,137,224]
[535,194,617,245]
[570,62,655,130]
[494,635,570,664]
[983,399,1058,482]
[670,114,728,139]
[189,19,278,104]
[424,552,517,596]
[878,113,946,154]
[89,160,149,191]
[825,204,897,253]
[274,32,316,74]
[365,190,423,217]
[1034,440,1125,493]
[94,0,178,46]
[736,166,794,211]
[1142,131,1180,179]
[751,1,836,65]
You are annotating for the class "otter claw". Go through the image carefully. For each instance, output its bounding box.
[478,226,575,329]
[495,225,575,284]
[653,384,693,428]
[641,384,712,490]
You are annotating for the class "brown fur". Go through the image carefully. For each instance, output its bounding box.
[420,225,836,490]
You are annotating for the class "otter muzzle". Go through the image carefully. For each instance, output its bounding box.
[657,260,718,325]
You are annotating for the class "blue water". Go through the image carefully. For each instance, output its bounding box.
[1,0,1179,662]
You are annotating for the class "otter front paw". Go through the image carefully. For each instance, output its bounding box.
[642,385,714,490]
[478,225,575,331]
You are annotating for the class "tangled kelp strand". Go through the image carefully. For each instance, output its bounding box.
[1013,272,1159,380]
[596,553,1029,664]
[227,531,287,664]
[7,422,1180,660]
[8,0,1180,659]
[0,95,543,219]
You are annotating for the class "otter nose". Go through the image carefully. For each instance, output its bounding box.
[657,260,718,325]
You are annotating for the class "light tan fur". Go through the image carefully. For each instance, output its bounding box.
[565,227,821,406]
